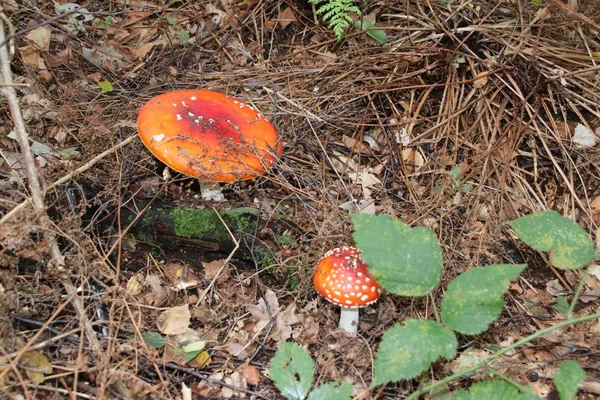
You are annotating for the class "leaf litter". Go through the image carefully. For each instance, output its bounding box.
[2,0,600,398]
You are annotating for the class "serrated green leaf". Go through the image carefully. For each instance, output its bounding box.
[352,213,442,296]
[354,20,386,44]
[453,380,542,400]
[307,382,353,400]
[371,319,457,387]
[141,332,167,349]
[441,264,526,335]
[98,80,113,93]
[508,211,595,270]
[554,360,586,400]
[268,342,314,400]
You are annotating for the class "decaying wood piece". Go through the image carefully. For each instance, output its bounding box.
[122,198,293,263]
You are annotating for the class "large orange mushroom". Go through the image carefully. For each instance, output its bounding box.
[137,89,283,201]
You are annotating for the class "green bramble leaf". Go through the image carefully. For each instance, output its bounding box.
[351,213,442,296]
[268,342,314,400]
[508,210,595,270]
[554,360,586,400]
[441,264,526,335]
[141,332,167,349]
[453,380,542,400]
[307,382,353,400]
[371,319,457,387]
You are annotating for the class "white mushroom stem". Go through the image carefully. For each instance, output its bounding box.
[339,306,359,335]
[199,181,225,202]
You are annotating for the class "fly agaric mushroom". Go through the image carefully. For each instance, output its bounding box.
[313,246,381,335]
[137,89,283,201]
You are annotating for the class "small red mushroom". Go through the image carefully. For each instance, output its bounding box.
[313,246,381,335]
[137,89,283,201]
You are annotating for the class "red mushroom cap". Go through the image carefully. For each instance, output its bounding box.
[313,246,381,308]
[137,89,283,183]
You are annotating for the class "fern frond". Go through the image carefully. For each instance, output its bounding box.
[308,0,361,41]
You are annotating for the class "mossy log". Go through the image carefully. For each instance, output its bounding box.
[123,199,293,263]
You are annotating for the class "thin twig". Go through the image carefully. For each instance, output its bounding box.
[0,11,101,355]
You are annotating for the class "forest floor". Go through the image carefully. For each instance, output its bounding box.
[1,0,600,399]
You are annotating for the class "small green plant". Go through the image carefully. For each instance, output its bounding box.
[269,342,353,400]
[309,0,360,41]
[269,210,596,398]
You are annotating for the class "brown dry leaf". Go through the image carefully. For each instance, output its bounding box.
[271,303,301,344]
[156,305,191,335]
[591,196,600,213]
[240,363,261,386]
[401,148,425,173]
[298,316,319,345]
[581,288,600,303]
[121,11,153,26]
[246,289,280,324]
[341,135,373,154]
[144,274,167,305]
[25,27,51,50]
[473,71,488,89]
[355,170,381,200]
[21,350,52,384]
[2,0,18,10]
[132,39,168,60]
[126,275,143,296]
[222,371,247,398]
[226,342,249,359]
[202,259,228,281]
[82,42,134,70]
[330,151,359,175]
[554,121,572,138]
[278,7,297,29]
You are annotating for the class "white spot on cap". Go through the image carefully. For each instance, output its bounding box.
[190,96,197,100]
[181,101,187,107]
[361,295,369,301]
[227,120,240,130]
[208,118,215,124]
[188,112,195,117]
[345,300,353,305]
[172,103,177,107]
[176,114,182,121]
[151,134,165,142]
[370,286,376,292]
[194,119,200,124]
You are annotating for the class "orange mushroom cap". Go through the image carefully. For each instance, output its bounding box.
[137,89,283,183]
[313,246,381,308]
